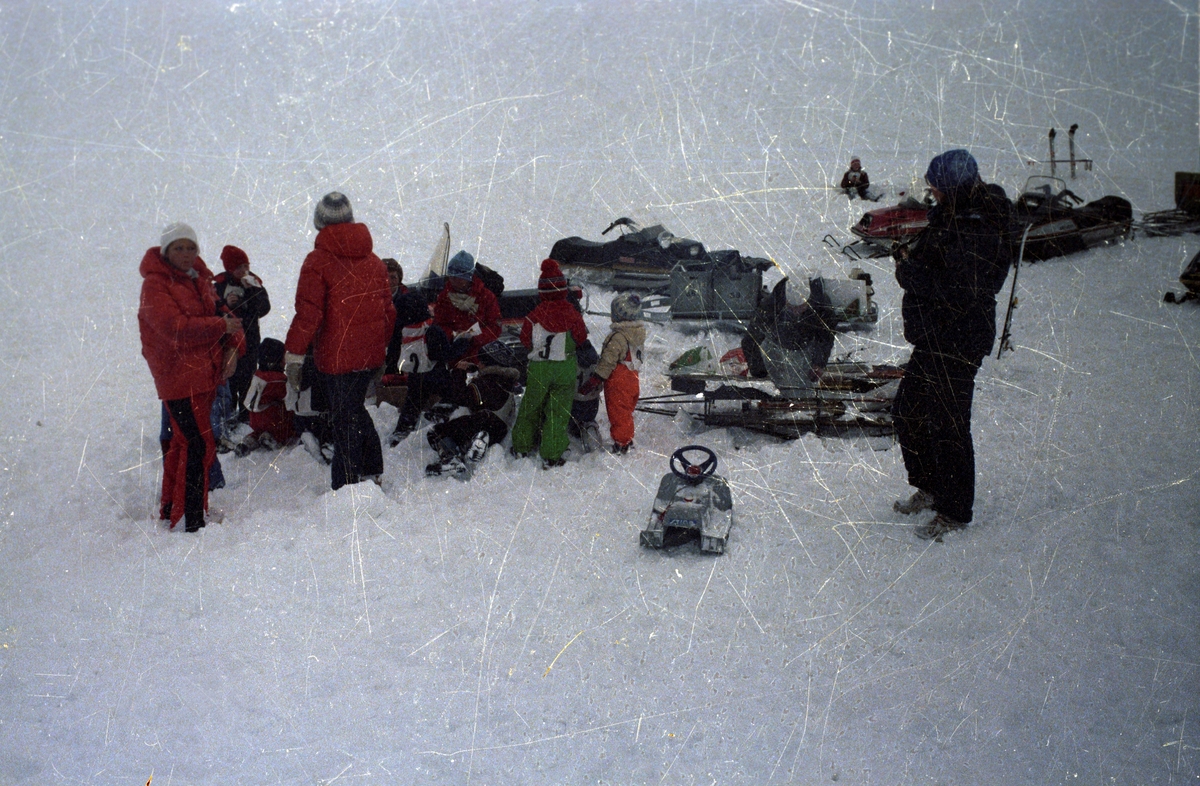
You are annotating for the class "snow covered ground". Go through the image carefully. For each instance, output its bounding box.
[1,1,1197,783]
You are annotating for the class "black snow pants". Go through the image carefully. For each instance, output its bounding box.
[893,347,983,524]
[323,369,384,490]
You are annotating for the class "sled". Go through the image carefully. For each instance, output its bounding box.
[644,341,904,439]
[641,446,734,554]
[1138,172,1200,237]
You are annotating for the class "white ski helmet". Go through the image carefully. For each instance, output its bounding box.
[611,291,642,322]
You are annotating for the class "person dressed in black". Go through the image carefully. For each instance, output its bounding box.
[740,276,836,395]
[840,156,870,199]
[214,244,271,422]
[891,148,1013,540]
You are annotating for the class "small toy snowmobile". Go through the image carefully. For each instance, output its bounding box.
[641,446,734,554]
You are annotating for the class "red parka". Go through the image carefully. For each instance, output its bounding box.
[139,248,241,401]
[284,222,397,374]
[432,276,501,356]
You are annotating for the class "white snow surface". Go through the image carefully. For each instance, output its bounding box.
[1,1,1198,783]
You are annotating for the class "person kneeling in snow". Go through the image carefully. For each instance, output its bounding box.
[840,156,870,199]
[424,340,522,477]
[237,338,295,455]
[740,277,836,395]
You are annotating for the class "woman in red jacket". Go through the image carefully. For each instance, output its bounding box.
[139,223,243,532]
[284,192,396,490]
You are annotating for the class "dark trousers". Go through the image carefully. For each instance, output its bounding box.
[893,347,982,523]
[164,392,216,529]
[394,365,453,431]
[430,410,509,454]
[323,369,384,490]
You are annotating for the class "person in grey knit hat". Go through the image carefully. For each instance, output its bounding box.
[314,191,354,230]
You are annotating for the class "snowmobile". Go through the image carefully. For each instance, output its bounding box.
[639,278,903,439]
[845,191,933,258]
[549,217,776,319]
[641,445,734,554]
[1012,176,1132,260]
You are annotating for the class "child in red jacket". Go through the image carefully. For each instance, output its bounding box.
[238,338,295,454]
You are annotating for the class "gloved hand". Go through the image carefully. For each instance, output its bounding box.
[284,352,305,391]
[577,373,604,396]
[241,272,262,289]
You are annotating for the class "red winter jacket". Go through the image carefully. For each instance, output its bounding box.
[519,298,588,352]
[432,276,501,355]
[139,248,242,401]
[284,223,397,374]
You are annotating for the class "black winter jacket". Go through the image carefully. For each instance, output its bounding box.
[895,181,1013,360]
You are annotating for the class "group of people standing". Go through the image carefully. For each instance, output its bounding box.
[139,191,648,533]
[139,145,1011,541]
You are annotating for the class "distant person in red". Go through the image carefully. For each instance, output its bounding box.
[283,192,396,490]
[840,156,871,199]
[139,222,244,532]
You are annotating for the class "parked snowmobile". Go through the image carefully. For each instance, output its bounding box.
[550,217,737,290]
[1013,176,1132,260]
[641,278,902,439]
[845,191,933,257]
[641,445,734,554]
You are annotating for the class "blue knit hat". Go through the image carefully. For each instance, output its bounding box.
[447,250,475,280]
[924,149,979,192]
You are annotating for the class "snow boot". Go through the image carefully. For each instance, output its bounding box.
[915,513,966,542]
[893,489,935,515]
[184,510,206,533]
[611,441,632,455]
[465,431,490,463]
[301,432,330,464]
[425,456,468,477]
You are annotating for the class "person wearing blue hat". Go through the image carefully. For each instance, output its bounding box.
[891,149,1015,541]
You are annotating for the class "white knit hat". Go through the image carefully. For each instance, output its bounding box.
[314,192,354,230]
[160,222,199,255]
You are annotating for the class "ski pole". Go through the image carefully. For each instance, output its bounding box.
[997,223,1032,359]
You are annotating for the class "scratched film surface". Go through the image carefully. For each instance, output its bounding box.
[0,1,1197,783]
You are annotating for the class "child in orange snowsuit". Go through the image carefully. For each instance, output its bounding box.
[578,292,646,453]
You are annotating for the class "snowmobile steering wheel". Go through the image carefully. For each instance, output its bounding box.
[671,445,718,486]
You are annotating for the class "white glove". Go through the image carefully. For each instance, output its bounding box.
[455,322,482,340]
[284,352,305,391]
[241,272,262,288]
